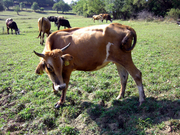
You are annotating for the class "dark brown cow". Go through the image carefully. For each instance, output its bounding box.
[34,23,145,109]
[6,18,20,34]
[37,17,51,45]
[99,14,112,23]
[56,18,71,30]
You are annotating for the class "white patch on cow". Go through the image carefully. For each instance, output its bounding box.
[93,42,113,71]
[54,85,59,91]
[104,42,113,63]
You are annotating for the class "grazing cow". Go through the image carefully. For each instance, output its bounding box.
[92,15,103,23]
[99,14,112,23]
[37,17,51,45]
[56,18,71,30]
[34,23,146,109]
[58,16,65,19]
[6,18,20,34]
[47,16,58,25]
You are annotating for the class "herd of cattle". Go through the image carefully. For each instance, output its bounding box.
[5,13,113,45]
[5,13,180,109]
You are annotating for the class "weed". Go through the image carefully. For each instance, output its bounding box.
[59,126,79,135]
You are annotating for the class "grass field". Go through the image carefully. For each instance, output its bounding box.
[0,10,180,135]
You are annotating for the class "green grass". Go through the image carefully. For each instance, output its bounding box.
[0,10,180,134]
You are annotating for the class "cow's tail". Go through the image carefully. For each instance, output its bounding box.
[120,28,137,52]
[37,17,44,38]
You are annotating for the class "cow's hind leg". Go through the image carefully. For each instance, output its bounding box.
[123,61,145,105]
[112,55,146,105]
[115,63,128,99]
[11,28,13,34]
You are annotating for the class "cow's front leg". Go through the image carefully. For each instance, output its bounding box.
[7,27,9,34]
[11,28,13,34]
[54,89,67,109]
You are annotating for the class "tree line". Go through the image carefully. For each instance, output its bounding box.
[0,0,180,20]
[72,0,180,20]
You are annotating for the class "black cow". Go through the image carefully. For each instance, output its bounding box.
[56,18,71,30]
[6,18,20,35]
[47,16,58,26]
[177,21,180,26]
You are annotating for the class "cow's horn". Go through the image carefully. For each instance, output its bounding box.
[34,51,45,58]
[61,43,71,52]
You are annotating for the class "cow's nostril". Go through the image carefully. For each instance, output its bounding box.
[58,84,66,90]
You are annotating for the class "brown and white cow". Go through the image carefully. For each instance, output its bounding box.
[34,23,146,109]
[92,15,103,23]
[37,17,51,45]
[6,18,20,34]
[99,14,112,23]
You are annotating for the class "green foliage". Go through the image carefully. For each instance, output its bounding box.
[19,2,25,10]
[167,8,180,20]
[39,7,44,11]
[59,126,79,135]
[52,1,70,13]
[73,0,105,17]
[14,5,20,15]
[31,2,39,12]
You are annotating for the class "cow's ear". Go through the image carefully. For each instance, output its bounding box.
[35,61,46,75]
[61,54,73,66]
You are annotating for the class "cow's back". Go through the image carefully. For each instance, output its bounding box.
[38,17,51,33]
[45,23,136,70]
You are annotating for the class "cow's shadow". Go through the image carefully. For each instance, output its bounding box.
[64,96,180,134]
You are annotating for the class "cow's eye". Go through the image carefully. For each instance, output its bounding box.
[46,64,53,72]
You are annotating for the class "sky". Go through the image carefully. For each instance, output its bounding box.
[64,0,75,4]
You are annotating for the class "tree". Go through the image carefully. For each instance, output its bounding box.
[19,2,25,10]
[52,1,70,13]
[14,5,20,15]
[0,0,5,11]
[73,0,105,17]
[31,2,39,12]
[52,2,61,13]
[3,0,13,10]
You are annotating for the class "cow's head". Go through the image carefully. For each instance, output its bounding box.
[34,43,73,92]
[16,29,20,35]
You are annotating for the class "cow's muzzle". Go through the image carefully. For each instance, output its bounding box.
[53,83,66,91]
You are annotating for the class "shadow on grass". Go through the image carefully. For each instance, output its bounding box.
[83,97,180,134]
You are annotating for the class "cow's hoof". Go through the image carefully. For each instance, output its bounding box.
[54,103,63,109]
[53,90,58,95]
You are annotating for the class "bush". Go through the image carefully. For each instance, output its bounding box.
[167,8,180,20]
[39,7,44,11]
[137,10,154,21]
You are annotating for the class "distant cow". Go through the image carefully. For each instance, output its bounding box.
[56,18,71,30]
[92,15,103,23]
[6,18,20,34]
[177,20,180,26]
[47,16,58,24]
[37,17,51,45]
[34,23,146,109]
[99,14,112,23]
